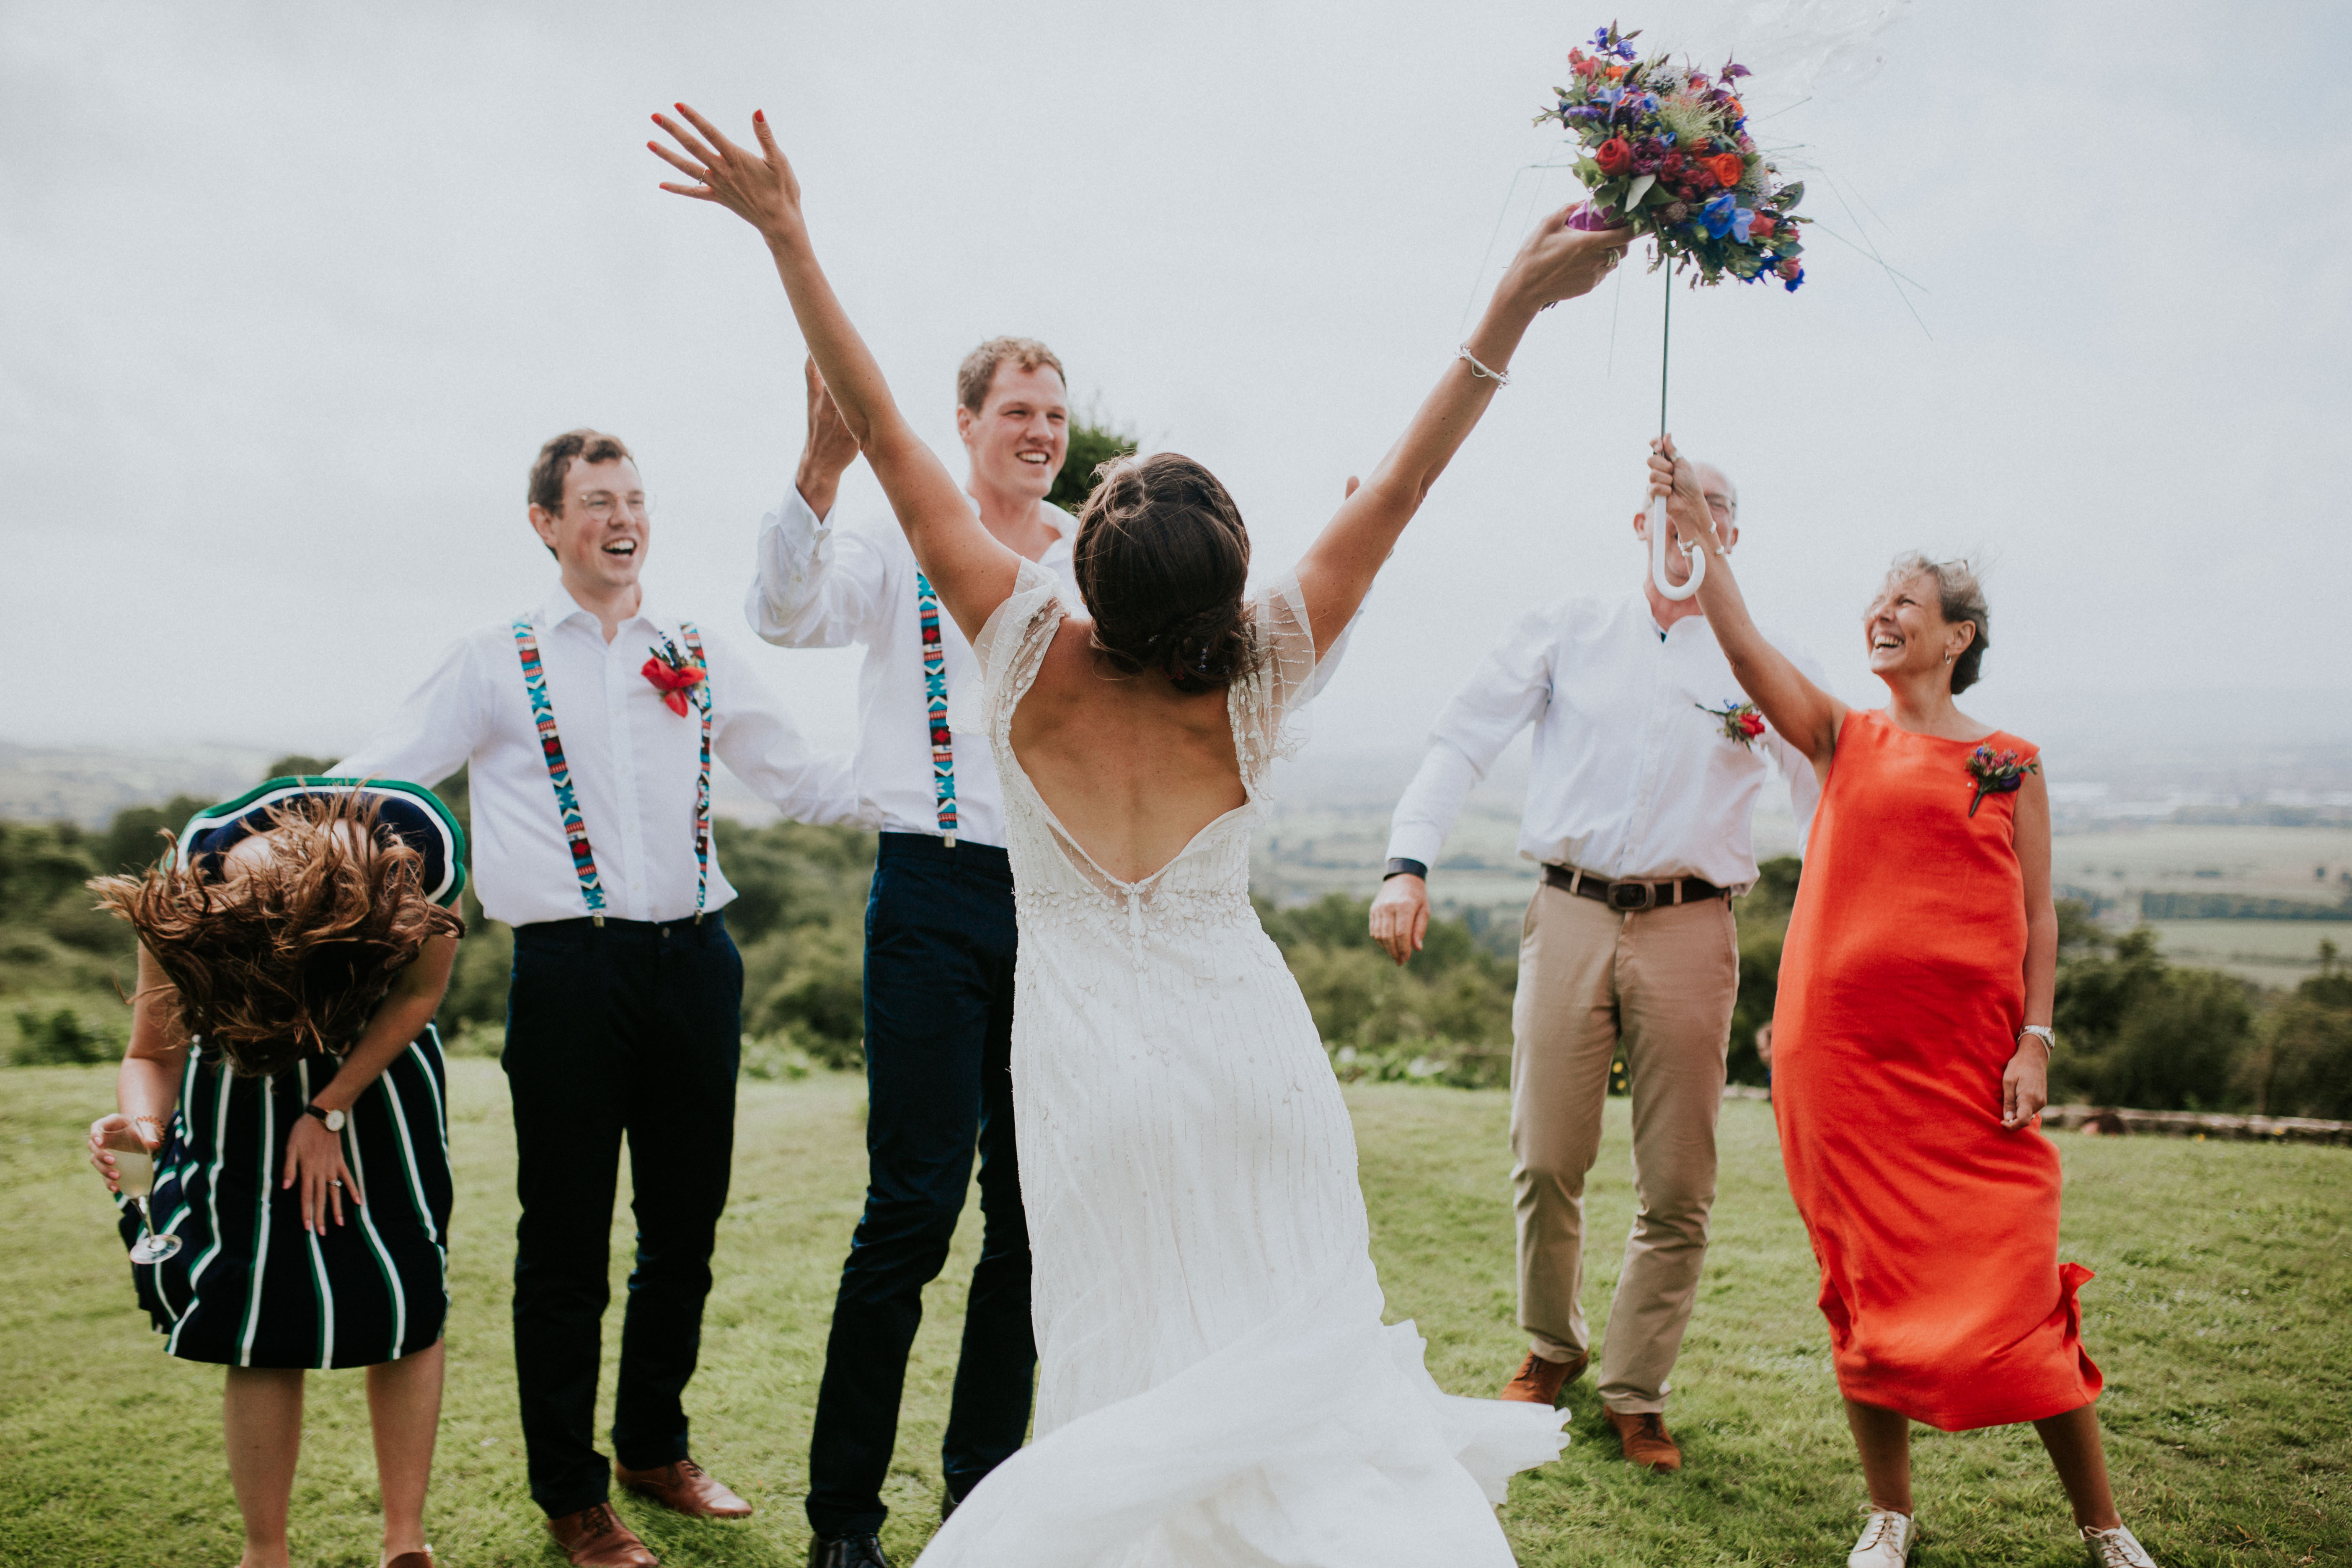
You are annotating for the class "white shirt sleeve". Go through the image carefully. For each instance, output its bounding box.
[1384,603,1559,868]
[705,635,862,826]
[745,487,891,648]
[331,634,488,788]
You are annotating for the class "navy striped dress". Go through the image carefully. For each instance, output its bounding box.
[118,778,466,1370]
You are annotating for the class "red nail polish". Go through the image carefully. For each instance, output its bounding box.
[754,109,765,122]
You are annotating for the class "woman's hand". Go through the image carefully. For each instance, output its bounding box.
[650,103,804,244]
[1498,205,1633,313]
[283,1115,362,1234]
[88,1112,163,1195]
[2000,1035,2051,1130]
[1648,434,1720,554]
[1368,874,1431,967]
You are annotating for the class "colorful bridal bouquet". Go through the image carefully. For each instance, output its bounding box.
[1537,23,1808,290]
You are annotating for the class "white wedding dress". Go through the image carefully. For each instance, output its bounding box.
[917,561,1566,1567]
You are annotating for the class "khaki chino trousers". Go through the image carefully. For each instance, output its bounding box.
[1510,881,1738,1413]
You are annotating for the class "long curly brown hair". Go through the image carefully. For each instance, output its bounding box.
[89,794,464,1078]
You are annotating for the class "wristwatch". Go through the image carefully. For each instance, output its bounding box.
[2019,1025,2055,1053]
[1383,858,1429,882]
[304,1102,347,1133]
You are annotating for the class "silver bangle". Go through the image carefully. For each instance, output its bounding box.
[1457,345,1510,386]
[2019,1025,2055,1053]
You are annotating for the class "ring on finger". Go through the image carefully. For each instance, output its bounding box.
[331,1178,344,1188]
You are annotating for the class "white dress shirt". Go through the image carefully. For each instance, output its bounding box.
[747,488,1081,849]
[1385,592,1824,891]
[334,584,857,927]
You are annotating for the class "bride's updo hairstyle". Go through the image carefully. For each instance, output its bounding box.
[89,795,464,1077]
[1072,452,1254,693]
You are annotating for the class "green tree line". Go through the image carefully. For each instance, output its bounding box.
[6,778,2349,1119]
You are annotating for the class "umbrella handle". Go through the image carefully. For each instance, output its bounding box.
[1648,493,1705,600]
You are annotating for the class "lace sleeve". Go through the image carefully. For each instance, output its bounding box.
[951,557,1065,743]
[1231,574,1323,787]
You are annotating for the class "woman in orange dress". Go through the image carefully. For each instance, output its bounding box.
[1644,439,2157,1568]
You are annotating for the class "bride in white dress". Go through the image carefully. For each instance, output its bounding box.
[652,103,1631,1565]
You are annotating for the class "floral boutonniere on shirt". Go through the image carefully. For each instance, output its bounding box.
[1964,745,2038,816]
[1696,698,1767,749]
[641,636,708,717]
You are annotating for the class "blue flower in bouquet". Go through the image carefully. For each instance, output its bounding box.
[1699,192,1738,237]
[1729,205,1758,242]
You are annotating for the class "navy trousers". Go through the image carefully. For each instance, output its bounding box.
[806,833,1036,1539]
[503,912,743,1519]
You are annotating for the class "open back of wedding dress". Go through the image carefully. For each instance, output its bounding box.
[918,560,1565,1568]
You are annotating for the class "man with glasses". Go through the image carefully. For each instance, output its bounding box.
[1367,452,1821,1478]
[336,429,856,1568]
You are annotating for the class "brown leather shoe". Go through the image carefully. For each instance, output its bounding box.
[546,1503,658,1567]
[1604,1408,1684,1472]
[615,1457,753,1519]
[1498,1348,1589,1406]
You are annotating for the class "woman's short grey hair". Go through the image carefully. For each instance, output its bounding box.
[1883,553,1990,694]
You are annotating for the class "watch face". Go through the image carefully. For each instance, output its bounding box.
[325,1109,346,1132]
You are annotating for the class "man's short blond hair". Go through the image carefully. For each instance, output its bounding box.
[956,336,1066,413]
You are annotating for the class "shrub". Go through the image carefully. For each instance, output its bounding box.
[12,1006,119,1066]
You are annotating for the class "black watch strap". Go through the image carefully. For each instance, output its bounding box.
[1383,858,1429,882]
[303,1102,331,1124]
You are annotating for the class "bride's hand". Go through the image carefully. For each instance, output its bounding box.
[650,103,805,244]
[1498,203,1633,313]
[1647,434,1717,553]
[88,1112,162,1195]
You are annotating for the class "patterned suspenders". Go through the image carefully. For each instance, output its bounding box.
[915,573,959,848]
[511,618,712,925]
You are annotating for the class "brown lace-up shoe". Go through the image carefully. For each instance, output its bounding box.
[615,1457,753,1519]
[1604,1408,1684,1472]
[546,1503,658,1567]
[1499,1348,1588,1405]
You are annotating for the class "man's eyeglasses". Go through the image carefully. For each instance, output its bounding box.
[572,491,651,522]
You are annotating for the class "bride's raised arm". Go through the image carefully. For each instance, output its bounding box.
[651,104,1021,641]
[1289,207,1633,655]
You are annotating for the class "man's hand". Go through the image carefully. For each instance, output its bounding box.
[2000,1034,2051,1130]
[796,356,860,518]
[650,103,805,245]
[1647,434,1719,554]
[1369,874,1431,967]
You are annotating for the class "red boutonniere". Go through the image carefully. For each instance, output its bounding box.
[641,636,707,717]
[1696,697,1767,749]
[1964,745,2037,816]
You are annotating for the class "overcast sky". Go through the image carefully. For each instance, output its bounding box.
[7,0,2348,772]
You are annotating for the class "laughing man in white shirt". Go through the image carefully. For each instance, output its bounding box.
[748,344,1078,1562]
[336,429,855,1568]
[1368,455,1822,1476]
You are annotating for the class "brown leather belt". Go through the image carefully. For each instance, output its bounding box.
[1543,863,1730,911]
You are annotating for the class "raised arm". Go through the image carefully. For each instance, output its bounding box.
[1290,207,1632,654]
[1648,436,1845,770]
[651,105,1019,642]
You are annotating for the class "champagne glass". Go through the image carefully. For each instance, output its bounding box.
[123,1123,183,1265]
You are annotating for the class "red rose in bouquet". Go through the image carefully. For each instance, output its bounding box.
[1708,151,1747,187]
[1595,136,1634,175]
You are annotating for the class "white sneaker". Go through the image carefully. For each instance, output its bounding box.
[1847,1506,1914,1566]
[2082,1524,2158,1566]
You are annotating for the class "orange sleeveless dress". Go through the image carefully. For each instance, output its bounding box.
[1773,709,2100,1430]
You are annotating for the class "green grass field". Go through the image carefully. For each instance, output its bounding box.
[2,1063,2344,1567]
